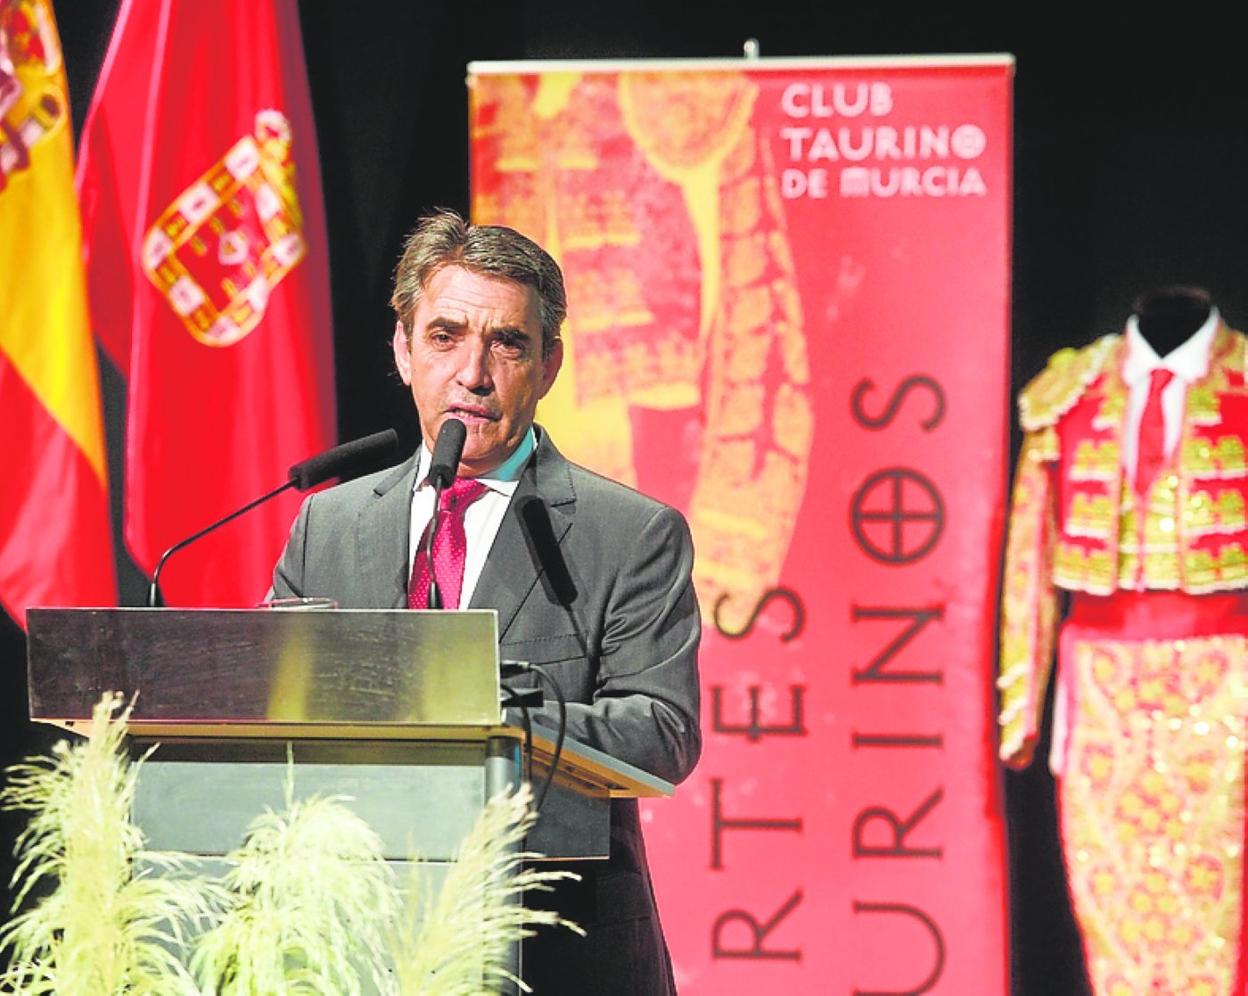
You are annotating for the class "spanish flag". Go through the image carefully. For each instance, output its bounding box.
[0,0,116,627]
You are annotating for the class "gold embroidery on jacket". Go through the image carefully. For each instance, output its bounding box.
[1020,335,1118,432]
[1071,440,1121,482]
[997,429,1059,760]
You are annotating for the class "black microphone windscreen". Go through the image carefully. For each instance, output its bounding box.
[517,495,579,605]
[428,418,467,489]
[288,429,399,491]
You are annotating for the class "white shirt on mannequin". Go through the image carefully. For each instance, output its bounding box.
[1121,307,1219,479]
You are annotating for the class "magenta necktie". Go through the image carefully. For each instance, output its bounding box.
[408,478,488,609]
[1135,368,1174,495]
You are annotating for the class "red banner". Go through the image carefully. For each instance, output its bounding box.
[470,57,1012,993]
[78,0,335,606]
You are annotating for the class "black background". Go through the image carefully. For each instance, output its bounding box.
[7,4,1248,992]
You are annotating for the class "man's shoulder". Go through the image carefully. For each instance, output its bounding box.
[536,428,683,527]
[565,459,670,516]
[561,459,693,551]
[304,457,414,514]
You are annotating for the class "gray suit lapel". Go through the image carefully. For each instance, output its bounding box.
[469,431,576,640]
[357,455,418,609]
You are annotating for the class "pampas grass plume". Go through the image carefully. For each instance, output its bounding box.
[190,767,398,995]
[2,696,587,996]
[391,781,583,995]
[0,692,214,995]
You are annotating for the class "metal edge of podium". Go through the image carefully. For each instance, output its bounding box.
[35,718,674,799]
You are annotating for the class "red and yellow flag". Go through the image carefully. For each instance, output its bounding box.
[78,0,336,606]
[0,0,116,626]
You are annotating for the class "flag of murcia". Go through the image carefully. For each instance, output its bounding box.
[78,0,335,608]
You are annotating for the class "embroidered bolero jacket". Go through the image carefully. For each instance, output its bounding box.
[998,323,1248,763]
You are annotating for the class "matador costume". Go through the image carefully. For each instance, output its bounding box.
[999,318,1248,995]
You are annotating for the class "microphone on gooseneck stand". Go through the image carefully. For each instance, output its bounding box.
[147,429,400,607]
[286,429,400,491]
[424,418,467,609]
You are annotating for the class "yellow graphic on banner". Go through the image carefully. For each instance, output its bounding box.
[0,0,106,482]
[141,110,306,348]
[471,71,813,624]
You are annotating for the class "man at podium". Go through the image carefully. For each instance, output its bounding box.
[270,209,702,994]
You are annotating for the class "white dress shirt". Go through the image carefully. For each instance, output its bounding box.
[1120,307,1219,479]
[406,427,535,606]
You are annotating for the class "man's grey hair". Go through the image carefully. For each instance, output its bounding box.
[391,208,567,358]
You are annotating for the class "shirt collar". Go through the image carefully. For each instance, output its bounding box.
[1123,306,1219,386]
[415,425,535,495]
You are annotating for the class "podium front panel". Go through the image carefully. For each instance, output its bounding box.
[27,607,501,728]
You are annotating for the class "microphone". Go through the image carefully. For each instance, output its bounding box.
[147,429,399,607]
[288,429,400,490]
[424,418,467,609]
[427,417,466,489]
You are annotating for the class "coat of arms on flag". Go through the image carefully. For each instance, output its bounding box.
[141,109,306,348]
[0,0,63,193]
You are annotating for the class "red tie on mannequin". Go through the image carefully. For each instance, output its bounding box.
[408,478,488,609]
[1136,368,1175,495]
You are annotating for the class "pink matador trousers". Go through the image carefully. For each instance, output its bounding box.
[1053,590,1248,996]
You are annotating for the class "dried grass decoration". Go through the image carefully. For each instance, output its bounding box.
[190,760,397,995]
[390,782,583,995]
[0,693,214,995]
[1,693,582,994]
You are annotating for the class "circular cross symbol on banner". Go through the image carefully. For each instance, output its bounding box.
[850,467,945,564]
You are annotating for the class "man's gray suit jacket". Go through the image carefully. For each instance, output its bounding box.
[270,428,701,995]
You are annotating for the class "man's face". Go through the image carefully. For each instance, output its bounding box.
[393,265,563,477]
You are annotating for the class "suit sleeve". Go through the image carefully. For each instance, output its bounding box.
[528,505,702,786]
[267,494,313,601]
[997,427,1060,769]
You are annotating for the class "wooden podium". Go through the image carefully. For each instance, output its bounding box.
[25,607,671,993]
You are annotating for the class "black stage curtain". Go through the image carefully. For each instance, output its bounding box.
[6,6,1246,992]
